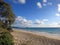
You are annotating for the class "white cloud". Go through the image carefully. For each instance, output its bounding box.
[16,16,23,21]
[14,16,33,27]
[58,4,60,7]
[18,0,26,4]
[43,19,48,22]
[58,4,60,12]
[13,16,45,27]
[35,19,44,25]
[48,22,60,27]
[13,0,26,4]
[37,2,42,8]
[43,0,47,3]
[43,2,52,6]
[13,16,60,27]
[23,19,27,23]
[56,13,60,17]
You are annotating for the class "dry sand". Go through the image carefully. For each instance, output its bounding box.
[11,30,60,45]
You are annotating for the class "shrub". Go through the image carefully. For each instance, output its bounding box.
[0,28,14,45]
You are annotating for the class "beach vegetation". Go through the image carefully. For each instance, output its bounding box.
[0,0,15,45]
[0,28,14,45]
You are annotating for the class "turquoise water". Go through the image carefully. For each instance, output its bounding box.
[13,27,60,34]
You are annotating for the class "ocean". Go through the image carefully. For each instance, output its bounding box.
[13,27,60,34]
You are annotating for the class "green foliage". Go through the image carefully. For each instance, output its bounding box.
[3,2,15,25]
[0,28,14,45]
[0,1,15,45]
[0,20,3,27]
[0,1,15,29]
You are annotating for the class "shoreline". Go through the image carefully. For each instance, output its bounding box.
[12,29,60,40]
[11,29,60,45]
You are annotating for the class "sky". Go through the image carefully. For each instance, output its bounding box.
[4,0,60,27]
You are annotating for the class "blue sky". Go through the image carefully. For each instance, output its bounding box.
[4,0,60,27]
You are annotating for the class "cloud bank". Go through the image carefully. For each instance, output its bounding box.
[12,16,60,27]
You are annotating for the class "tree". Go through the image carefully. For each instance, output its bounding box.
[0,28,14,45]
[0,0,15,30]
[0,0,15,45]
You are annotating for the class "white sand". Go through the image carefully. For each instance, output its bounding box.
[11,29,60,45]
[12,29,60,40]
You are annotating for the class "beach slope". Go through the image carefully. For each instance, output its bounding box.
[11,30,60,45]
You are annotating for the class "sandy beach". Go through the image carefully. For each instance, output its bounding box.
[11,29,60,45]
